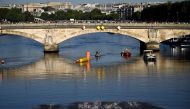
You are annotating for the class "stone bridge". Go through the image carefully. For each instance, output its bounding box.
[0,23,190,52]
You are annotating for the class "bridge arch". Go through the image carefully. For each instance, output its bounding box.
[1,30,44,44]
[57,31,147,46]
[158,29,190,43]
[160,34,190,43]
[55,29,149,45]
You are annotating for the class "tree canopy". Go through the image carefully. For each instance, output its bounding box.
[0,8,34,22]
[40,8,119,21]
[141,1,190,22]
[0,1,189,23]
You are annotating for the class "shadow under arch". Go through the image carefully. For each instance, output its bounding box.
[58,31,144,47]
[56,29,148,45]
[160,34,190,46]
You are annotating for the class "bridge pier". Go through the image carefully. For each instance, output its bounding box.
[140,41,160,53]
[140,41,146,53]
[145,42,160,51]
[44,44,59,53]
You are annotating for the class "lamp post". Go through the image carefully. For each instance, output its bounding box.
[0,26,2,35]
[177,11,179,23]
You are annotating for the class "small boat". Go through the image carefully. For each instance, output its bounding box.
[143,50,156,61]
[0,59,5,64]
[121,49,131,57]
[95,51,101,57]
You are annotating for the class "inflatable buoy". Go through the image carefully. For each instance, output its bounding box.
[76,57,88,63]
[75,51,90,63]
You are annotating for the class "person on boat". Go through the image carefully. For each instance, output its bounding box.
[121,49,131,57]
[95,51,101,57]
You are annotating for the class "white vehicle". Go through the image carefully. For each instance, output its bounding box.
[70,19,75,22]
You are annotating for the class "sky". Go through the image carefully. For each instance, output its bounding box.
[0,0,184,5]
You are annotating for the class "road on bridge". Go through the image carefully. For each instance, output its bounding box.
[0,23,190,29]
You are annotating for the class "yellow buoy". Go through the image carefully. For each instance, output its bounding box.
[76,58,89,63]
[75,51,91,63]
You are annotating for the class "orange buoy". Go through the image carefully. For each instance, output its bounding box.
[86,51,90,60]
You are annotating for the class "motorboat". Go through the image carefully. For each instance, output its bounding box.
[121,49,131,57]
[143,50,156,61]
[0,59,5,64]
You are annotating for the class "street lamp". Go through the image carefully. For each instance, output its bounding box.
[177,11,179,23]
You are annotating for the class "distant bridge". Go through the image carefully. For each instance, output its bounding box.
[0,23,190,52]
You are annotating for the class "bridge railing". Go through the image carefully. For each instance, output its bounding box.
[0,22,190,29]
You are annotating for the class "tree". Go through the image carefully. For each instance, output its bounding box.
[40,12,49,20]
[54,10,66,20]
[132,11,141,21]
[23,11,34,22]
[5,8,24,22]
[0,8,9,20]
[141,0,190,22]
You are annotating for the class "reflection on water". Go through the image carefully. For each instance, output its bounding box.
[0,35,43,68]
[160,44,190,60]
[0,34,190,109]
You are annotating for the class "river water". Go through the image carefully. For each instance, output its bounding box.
[0,33,190,109]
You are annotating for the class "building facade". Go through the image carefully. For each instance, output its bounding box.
[22,2,73,12]
[117,5,134,20]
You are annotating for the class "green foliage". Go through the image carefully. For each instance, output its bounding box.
[54,11,65,20]
[0,1,189,22]
[0,8,34,22]
[106,13,119,20]
[132,11,141,21]
[23,11,34,22]
[141,1,190,22]
[40,8,119,21]
[0,8,9,20]
[5,8,24,22]
[40,12,50,20]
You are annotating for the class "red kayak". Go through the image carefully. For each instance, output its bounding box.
[1,59,5,64]
[121,49,131,57]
